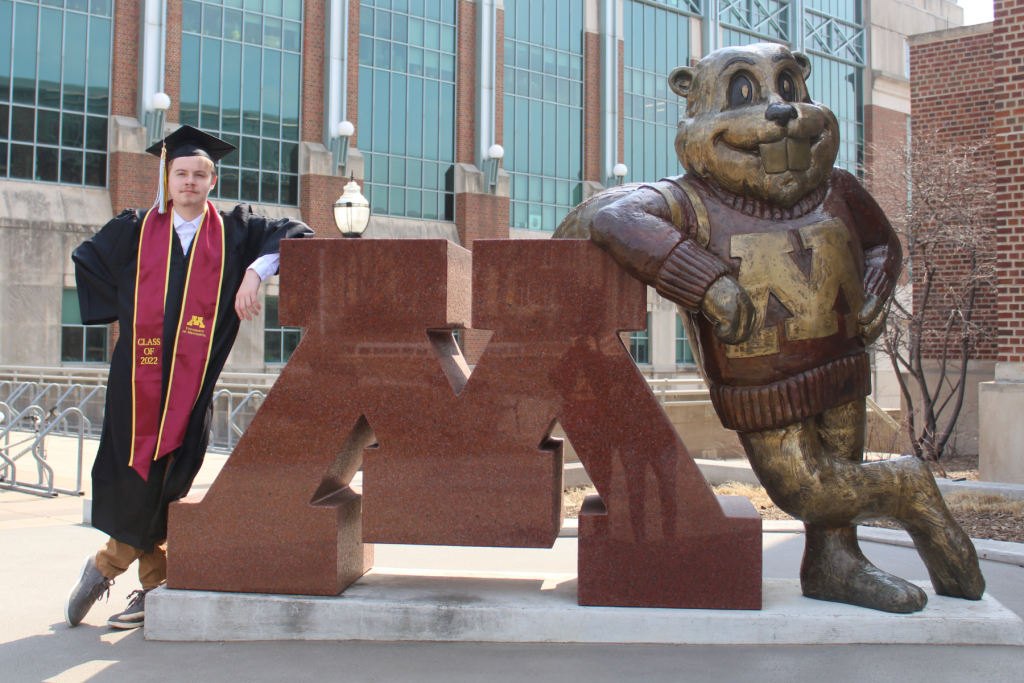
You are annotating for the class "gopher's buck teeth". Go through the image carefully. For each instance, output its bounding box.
[759,139,788,173]
[787,137,813,171]
[758,138,813,174]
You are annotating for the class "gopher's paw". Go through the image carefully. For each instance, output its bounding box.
[702,276,755,345]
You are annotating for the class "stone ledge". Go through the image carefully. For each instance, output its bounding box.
[908,22,993,46]
[145,573,1024,645]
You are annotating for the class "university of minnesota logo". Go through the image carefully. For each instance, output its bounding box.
[726,219,865,359]
[184,315,208,338]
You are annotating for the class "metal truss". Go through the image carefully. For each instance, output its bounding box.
[803,8,865,66]
[719,0,791,43]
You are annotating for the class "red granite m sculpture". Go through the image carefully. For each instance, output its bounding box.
[167,238,761,609]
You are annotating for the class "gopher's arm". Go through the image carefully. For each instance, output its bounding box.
[833,169,903,300]
[590,187,731,311]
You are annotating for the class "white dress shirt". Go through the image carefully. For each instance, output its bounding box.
[172,210,279,282]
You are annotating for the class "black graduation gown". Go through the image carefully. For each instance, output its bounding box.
[72,204,313,551]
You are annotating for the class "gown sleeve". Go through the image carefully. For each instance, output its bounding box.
[243,213,315,275]
[71,210,141,325]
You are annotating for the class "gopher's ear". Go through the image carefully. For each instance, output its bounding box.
[668,66,695,98]
[791,51,812,80]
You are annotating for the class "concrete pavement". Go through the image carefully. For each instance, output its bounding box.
[2,437,1023,682]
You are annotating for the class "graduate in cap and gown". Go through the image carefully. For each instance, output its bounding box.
[64,126,313,629]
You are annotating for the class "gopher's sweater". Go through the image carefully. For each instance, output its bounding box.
[584,169,901,433]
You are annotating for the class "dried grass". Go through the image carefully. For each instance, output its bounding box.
[944,491,1024,516]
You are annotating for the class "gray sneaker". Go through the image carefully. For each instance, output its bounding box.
[107,589,150,629]
[64,555,114,627]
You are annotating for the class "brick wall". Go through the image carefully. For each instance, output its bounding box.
[108,152,161,214]
[993,0,1024,362]
[910,27,999,361]
[456,0,477,165]
[584,31,601,183]
[299,174,347,236]
[302,0,325,143]
[165,0,183,123]
[348,0,361,147]
[862,104,907,199]
[110,0,139,118]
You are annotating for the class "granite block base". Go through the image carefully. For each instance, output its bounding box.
[578,494,763,609]
[145,571,1024,645]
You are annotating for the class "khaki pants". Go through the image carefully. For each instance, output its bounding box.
[94,538,167,590]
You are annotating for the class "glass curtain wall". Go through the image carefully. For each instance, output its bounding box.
[180,0,302,206]
[717,0,863,171]
[801,0,864,172]
[622,0,864,183]
[503,0,583,231]
[263,295,300,364]
[630,313,651,365]
[358,0,457,221]
[0,0,112,186]
[621,0,695,184]
[675,314,694,364]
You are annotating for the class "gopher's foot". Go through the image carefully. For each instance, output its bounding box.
[893,458,986,600]
[800,525,927,614]
[904,519,986,600]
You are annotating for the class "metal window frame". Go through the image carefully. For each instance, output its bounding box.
[262,294,301,365]
[182,0,304,207]
[630,313,652,365]
[60,323,109,364]
[620,0,692,185]
[504,0,586,231]
[2,0,115,188]
[357,2,459,222]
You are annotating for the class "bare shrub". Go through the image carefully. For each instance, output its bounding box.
[868,134,997,470]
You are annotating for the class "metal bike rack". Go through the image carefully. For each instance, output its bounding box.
[0,405,88,497]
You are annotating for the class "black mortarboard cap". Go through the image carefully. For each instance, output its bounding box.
[145,125,236,163]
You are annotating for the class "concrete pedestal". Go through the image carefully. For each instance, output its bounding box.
[979,363,1024,484]
[145,569,1024,645]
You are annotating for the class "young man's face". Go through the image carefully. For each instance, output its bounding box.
[168,156,217,212]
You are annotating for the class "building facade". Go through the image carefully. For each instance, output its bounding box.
[0,0,961,387]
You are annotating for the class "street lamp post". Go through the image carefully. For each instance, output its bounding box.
[147,92,171,146]
[486,144,504,193]
[334,121,355,176]
[613,163,628,186]
[333,174,371,238]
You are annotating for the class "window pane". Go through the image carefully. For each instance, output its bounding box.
[0,2,11,103]
[85,326,106,362]
[180,34,201,126]
[12,4,37,105]
[37,8,62,108]
[85,115,105,150]
[86,17,110,115]
[357,0,456,220]
[240,169,259,200]
[84,151,104,186]
[61,326,84,362]
[63,12,86,111]
[35,145,57,181]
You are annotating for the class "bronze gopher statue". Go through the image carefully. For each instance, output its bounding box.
[556,43,984,613]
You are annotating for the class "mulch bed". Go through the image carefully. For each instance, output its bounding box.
[865,512,1024,544]
[563,451,1024,544]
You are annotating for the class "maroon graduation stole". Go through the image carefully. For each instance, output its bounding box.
[130,201,225,481]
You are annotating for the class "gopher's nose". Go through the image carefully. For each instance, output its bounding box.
[765,103,798,126]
